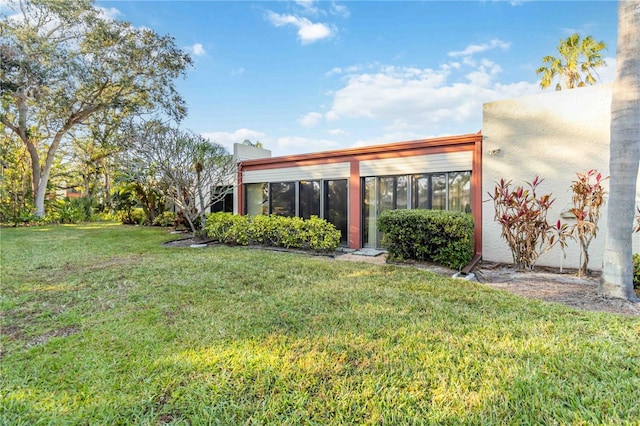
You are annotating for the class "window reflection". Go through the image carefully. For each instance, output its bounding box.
[245,183,268,216]
[299,180,320,219]
[325,180,348,244]
[270,182,295,217]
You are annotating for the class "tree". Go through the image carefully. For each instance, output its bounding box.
[536,33,607,90]
[132,122,236,234]
[0,131,33,223]
[601,1,639,301]
[71,110,132,207]
[0,0,192,217]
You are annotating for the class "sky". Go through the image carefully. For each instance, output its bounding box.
[94,0,619,157]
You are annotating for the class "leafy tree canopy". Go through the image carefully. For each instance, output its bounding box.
[0,0,193,217]
[536,33,607,90]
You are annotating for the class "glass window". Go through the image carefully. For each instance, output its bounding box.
[270,182,295,217]
[377,177,395,212]
[449,172,471,213]
[363,177,376,247]
[245,183,268,216]
[396,176,408,209]
[431,174,447,210]
[299,180,320,219]
[413,175,430,209]
[210,187,233,213]
[325,179,348,244]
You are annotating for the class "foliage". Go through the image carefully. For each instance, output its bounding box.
[489,177,571,270]
[152,211,176,227]
[377,209,474,269]
[0,134,34,225]
[0,0,192,217]
[45,197,97,224]
[568,170,608,277]
[116,207,145,225]
[303,215,343,252]
[633,254,640,290]
[205,212,250,245]
[111,173,165,225]
[130,122,235,234]
[205,213,341,252]
[2,224,639,425]
[536,33,607,90]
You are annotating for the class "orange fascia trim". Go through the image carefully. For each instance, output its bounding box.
[240,133,482,171]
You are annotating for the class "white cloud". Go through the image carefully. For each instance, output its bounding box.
[191,43,206,56]
[325,65,365,77]
[295,0,319,15]
[299,111,323,127]
[327,128,346,135]
[201,129,267,152]
[96,6,121,21]
[231,67,245,77]
[276,136,339,154]
[448,39,511,57]
[324,62,539,134]
[265,11,334,44]
[330,2,350,18]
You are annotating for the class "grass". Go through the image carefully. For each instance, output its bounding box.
[1,223,639,425]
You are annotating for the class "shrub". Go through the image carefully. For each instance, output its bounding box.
[205,212,250,245]
[304,215,342,252]
[206,213,340,252]
[633,254,640,290]
[47,198,88,224]
[247,214,281,246]
[153,211,176,227]
[489,177,570,270]
[568,170,608,277]
[117,208,145,225]
[378,209,474,269]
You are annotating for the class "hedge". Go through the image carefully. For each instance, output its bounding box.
[378,209,474,269]
[205,212,341,253]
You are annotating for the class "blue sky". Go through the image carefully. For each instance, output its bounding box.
[96,0,619,157]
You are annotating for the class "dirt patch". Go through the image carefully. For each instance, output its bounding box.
[336,254,640,317]
[26,325,80,348]
[472,262,640,317]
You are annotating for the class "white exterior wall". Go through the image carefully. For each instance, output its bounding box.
[233,143,271,213]
[360,151,472,176]
[243,162,351,183]
[482,84,640,270]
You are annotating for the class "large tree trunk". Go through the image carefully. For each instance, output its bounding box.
[600,1,640,301]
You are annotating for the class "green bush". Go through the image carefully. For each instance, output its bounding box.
[378,209,474,269]
[633,254,640,290]
[46,198,88,224]
[247,214,280,246]
[206,212,250,245]
[153,211,176,227]
[206,213,340,252]
[117,208,145,225]
[304,215,342,251]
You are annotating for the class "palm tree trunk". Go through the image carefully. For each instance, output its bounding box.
[601,0,640,301]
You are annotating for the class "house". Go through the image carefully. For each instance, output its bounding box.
[232,84,640,270]
[236,133,482,250]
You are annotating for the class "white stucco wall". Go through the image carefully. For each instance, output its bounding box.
[482,84,640,270]
[233,143,272,214]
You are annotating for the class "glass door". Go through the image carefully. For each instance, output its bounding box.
[324,179,348,245]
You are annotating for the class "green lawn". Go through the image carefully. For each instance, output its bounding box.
[1,224,639,425]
